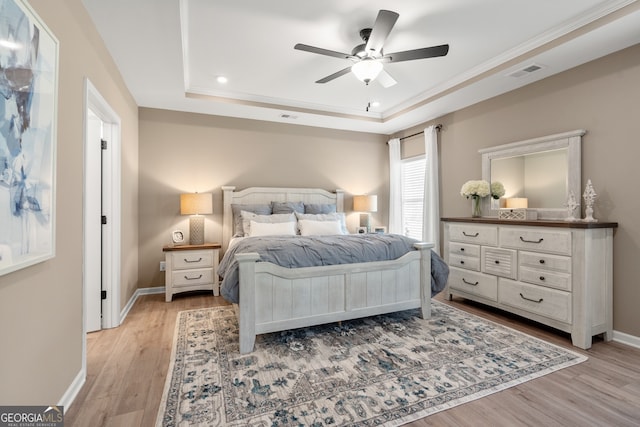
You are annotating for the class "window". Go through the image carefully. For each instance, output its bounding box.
[401,156,425,240]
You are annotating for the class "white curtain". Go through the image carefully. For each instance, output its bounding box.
[388,138,402,234]
[423,126,440,254]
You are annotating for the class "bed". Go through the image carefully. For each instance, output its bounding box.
[220,186,447,353]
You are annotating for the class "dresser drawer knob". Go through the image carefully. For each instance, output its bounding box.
[494,260,500,264]
[184,257,203,263]
[184,274,203,280]
[460,248,465,252]
[520,236,544,244]
[462,278,479,286]
[539,276,546,281]
[463,232,479,237]
[460,260,465,265]
[519,293,543,303]
[539,259,545,264]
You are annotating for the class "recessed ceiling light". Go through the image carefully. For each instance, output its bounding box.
[370,101,380,108]
[216,76,228,84]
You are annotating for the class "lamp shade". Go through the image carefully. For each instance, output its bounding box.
[351,59,383,84]
[353,195,378,212]
[180,192,213,215]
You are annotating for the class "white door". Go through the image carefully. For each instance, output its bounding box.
[85,110,103,332]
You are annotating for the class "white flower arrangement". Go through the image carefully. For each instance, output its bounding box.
[460,180,490,199]
[491,181,505,199]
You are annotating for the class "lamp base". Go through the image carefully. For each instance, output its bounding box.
[359,213,371,233]
[189,215,205,245]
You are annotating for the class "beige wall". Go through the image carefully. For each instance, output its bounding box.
[395,43,640,337]
[0,0,139,404]
[137,109,388,287]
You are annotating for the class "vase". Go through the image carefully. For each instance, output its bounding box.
[471,196,482,218]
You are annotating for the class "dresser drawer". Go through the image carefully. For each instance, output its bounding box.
[498,279,571,323]
[519,251,571,274]
[448,224,498,246]
[449,242,480,258]
[519,267,571,291]
[172,268,214,287]
[449,254,480,271]
[499,227,571,255]
[171,250,214,270]
[482,247,517,279]
[449,267,498,301]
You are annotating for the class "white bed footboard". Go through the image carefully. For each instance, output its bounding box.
[235,242,433,353]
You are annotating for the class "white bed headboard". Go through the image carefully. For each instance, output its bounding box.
[221,186,345,252]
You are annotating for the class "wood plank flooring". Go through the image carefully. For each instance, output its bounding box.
[64,292,640,426]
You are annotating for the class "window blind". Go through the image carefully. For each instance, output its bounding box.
[401,156,426,240]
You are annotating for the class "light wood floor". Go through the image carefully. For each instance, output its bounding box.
[65,292,640,427]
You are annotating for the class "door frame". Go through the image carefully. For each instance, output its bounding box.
[83,78,122,333]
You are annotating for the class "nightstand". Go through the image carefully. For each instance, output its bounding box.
[162,243,221,302]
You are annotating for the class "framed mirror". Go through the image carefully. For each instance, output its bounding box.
[480,129,585,219]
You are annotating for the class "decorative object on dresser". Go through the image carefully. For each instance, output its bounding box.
[460,180,490,217]
[163,243,221,302]
[353,194,378,232]
[498,197,538,220]
[565,190,580,222]
[583,179,598,222]
[442,217,617,349]
[156,302,586,427]
[180,192,213,245]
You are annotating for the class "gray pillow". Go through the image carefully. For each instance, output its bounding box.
[231,203,271,236]
[304,203,337,214]
[271,201,304,214]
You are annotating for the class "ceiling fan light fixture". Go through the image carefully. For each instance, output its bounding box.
[351,59,383,84]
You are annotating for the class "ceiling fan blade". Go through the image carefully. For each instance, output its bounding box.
[384,44,449,63]
[365,10,399,55]
[316,66,352,84]
[294,43,356,60]
[376,69,397,88]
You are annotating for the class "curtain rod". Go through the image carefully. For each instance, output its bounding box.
[398,124,442,141]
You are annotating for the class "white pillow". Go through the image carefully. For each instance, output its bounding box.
[241,211,295,236]
[295,212,348,234]
[249,220,297,237]
[298,219,343,236]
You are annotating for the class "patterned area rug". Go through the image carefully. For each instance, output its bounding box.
[156,301,586,426]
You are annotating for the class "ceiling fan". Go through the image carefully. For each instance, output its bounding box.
[294,9,449,87]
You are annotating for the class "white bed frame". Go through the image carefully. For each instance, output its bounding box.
[222,186,433,353]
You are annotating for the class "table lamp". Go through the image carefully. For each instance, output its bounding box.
[180,192,213,245]
[353,195,378,232]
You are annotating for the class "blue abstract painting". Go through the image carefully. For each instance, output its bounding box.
[0,0,58,276]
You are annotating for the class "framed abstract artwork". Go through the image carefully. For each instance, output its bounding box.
[0,0,58,276]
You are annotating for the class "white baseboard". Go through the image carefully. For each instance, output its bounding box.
[120,286,165,323]
[58,368,86,410]
[613,330,640,349]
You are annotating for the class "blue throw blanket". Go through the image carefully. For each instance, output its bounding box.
[218,234,449,304]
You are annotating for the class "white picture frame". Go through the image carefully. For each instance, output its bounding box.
[0,0,59,276]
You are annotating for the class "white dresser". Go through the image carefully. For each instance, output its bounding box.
[442,218,617,349]
[163,243,221,302]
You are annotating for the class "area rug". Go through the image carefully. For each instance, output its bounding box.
[156,301,586,426]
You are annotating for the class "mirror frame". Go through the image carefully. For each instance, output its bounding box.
[480,129,585,220]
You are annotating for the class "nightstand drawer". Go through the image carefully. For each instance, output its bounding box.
[171,250,214,270]
[172,268,213,287]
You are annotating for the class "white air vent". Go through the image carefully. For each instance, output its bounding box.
[279,114,298,119]
[507,63,545,78]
